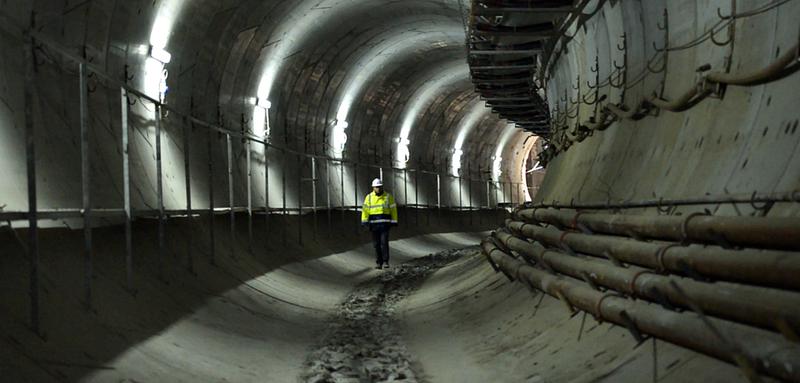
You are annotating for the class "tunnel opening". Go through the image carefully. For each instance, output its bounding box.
[2,0,800,382]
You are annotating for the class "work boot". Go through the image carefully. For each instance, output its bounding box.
[383,262,390,269]
[375,264,383,270]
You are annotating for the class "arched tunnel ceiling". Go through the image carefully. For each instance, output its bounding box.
[18,0,537,181]
[146,0,526,172]
[3,1,800,382]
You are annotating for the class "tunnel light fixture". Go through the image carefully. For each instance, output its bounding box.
[149,45,172,64]
[332,119,349,154]
[256,98,272,109]
[334,119,349,129]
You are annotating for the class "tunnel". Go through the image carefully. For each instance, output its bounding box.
[1,0,799,382]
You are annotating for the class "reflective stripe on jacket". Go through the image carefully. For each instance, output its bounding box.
[361,191,398,224]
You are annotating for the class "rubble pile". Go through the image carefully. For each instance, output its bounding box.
[302,248,474,383]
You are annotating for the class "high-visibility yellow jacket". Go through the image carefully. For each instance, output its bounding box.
[361,191,398,225]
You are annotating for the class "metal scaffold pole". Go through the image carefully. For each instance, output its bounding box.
[155,104,165,280]
[121,88,133,290]
[207,129,216,266]
[183,116,194,274]
[226,133,235,258]
[79,62,93,309]
[24,33,40,334]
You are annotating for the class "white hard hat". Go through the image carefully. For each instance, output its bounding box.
[371,178,383,187]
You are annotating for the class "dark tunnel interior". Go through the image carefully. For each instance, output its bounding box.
[1,0,799,382]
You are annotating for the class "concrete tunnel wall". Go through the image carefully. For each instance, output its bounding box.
[537,0,800,214]
[0,0,535,218]
[2,0,799,382]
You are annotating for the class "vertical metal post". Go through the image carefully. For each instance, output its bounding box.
[510,182,515,206]
[325,158,332,235]
[183,117,194,274]
[436,173,441,209]
[24,36,40,333]
[379,167,383,181]
[121,88,133,288]
[458,174,463,210]
[311,156,317,240]
[207,130,216,265]
[414,168,419,226]
[246,137,253,251]
[226,133,235,257]
[264,109,270,251]
[486,179,490,209]
[353,163,358,234]
[354,163,359,210]
[155,104,165,280]
[468,163,473,226]
[340,161,345,222]
[403,169,408,207]
[79,63,93,308]
[264,140,270,251]
[297,154,303,244]
[494,180,499,207]
[282,149,287,247]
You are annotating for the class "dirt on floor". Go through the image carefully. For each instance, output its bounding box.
[301,248,472,383]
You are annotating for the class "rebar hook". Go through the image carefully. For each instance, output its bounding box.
[710,26,733,46]
[652,40,667,53]
[609,71,625,88]
[617,33,627,51]
[582,91,599,105]
[749,191,774,215]
[571,75,581,90]
[646,54,667,74]
[716,7,732,20]
[656,8,668,31]
[127,95,137,106]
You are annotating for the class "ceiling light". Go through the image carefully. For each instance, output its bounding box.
[149,45,172,64]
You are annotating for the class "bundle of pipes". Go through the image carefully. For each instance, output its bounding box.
[480,207,800,382]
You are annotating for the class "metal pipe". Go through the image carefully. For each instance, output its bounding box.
[121,88,133,289]
[506,220,800,290]
[493,230,800,331]
[79,63,93,309]
[517,208,800,250]
[707,42,800,86]
[480,240,800,383]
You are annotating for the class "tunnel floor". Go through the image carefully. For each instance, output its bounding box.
[1,215,758,383]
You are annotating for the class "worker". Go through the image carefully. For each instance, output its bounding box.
[361,177,398,269]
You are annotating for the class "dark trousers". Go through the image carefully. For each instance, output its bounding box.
[371,226,390,265]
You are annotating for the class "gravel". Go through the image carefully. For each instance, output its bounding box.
[301,248,472,383]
